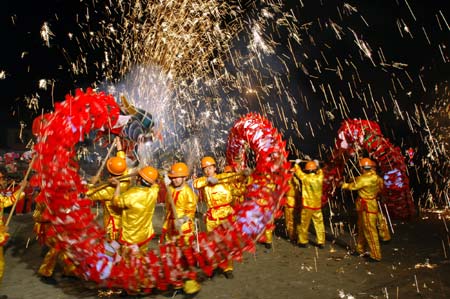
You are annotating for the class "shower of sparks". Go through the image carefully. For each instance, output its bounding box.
[38,79,48,90]
[342,3,358,16]
[24,94,40,111]
[40,22,54,47]
[4,0,449,207]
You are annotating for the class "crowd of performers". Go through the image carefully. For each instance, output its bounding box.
[0,136,394,298]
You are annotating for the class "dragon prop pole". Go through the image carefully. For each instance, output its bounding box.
[6,154,37,227]
[86,172,138,196]
[384,203,395,234]
[90,138,117,185]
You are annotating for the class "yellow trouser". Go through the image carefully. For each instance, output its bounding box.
[38,247,75,277]
[0,247,4,284]
[183,279,201,294]
[297,208,325,245]
[260,227,273,244]
[285,195,297,241]
[38,247,59,277]
[284,205,295,241]
[356,210,381,260]
[206,215,229,232]
[206,218,233,272]
[377,212,391,242]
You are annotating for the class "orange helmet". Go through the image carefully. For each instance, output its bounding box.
[106,157,127,175]
[223,165,233,173]
[138,166,158,183]
[201,156,216,168]
[359,158,376,168]
[304,161,318,171]
[168,162,189,178]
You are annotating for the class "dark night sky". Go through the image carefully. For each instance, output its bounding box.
[1,0,449,151]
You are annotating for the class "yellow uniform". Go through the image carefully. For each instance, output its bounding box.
[377,209,391,242]
[0,189,24,283]
[253,176,276,246]
[87,180,130,240]
[225,172,247,205]
[194,173,236,232]
[284,176,300,241]
[162,184,198,241]
[342,169,384,260]
[293,165,325,246]
[87,150,130,240]
[34,200,76,279]
[163,182,200,294]
[114,184,159,249]
[194,172,236,272]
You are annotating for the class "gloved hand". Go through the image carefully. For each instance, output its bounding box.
[109,178,120,186]
[164,175,171,186]
[295,159,302,164]
[314,159,320,167]
[241,168,252,176]
[175,216,190,231]
[207,176,219,185]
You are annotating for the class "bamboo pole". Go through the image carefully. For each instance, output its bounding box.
[90,138,117,185]
[6,154,37,227]
[159,179,182,243]
[384,203,395,234]
[86,172,137,196]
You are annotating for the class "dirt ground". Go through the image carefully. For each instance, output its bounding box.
[2,205,450,299]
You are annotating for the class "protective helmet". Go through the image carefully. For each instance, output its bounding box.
[359,158,376,168]
[304,161,318,171]
[223,165,233,173]
[201,156,216,168]
[106,157,127,175]
[168,162,189,178]
[138,166,158,183]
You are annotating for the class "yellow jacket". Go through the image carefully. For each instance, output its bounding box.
[293,164,324,209]
[87,150,130,237]
[114,184,159,245]
[1,189,24,244]
[342,170,383,213]
[1,189,25,225]
[87,181,130,237]
[194,173,236,221]
[165,184,198,235]
[224,172,247,205]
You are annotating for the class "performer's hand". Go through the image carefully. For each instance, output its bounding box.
[115,136,122,151]
[90,176,99,185]
[20,180,28,190]
[207,176,218,185]
[164,175,171,186]
[241,168,252,177]
[109,178,120,186]
[175,216,189,231]
[295,159,302,164]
